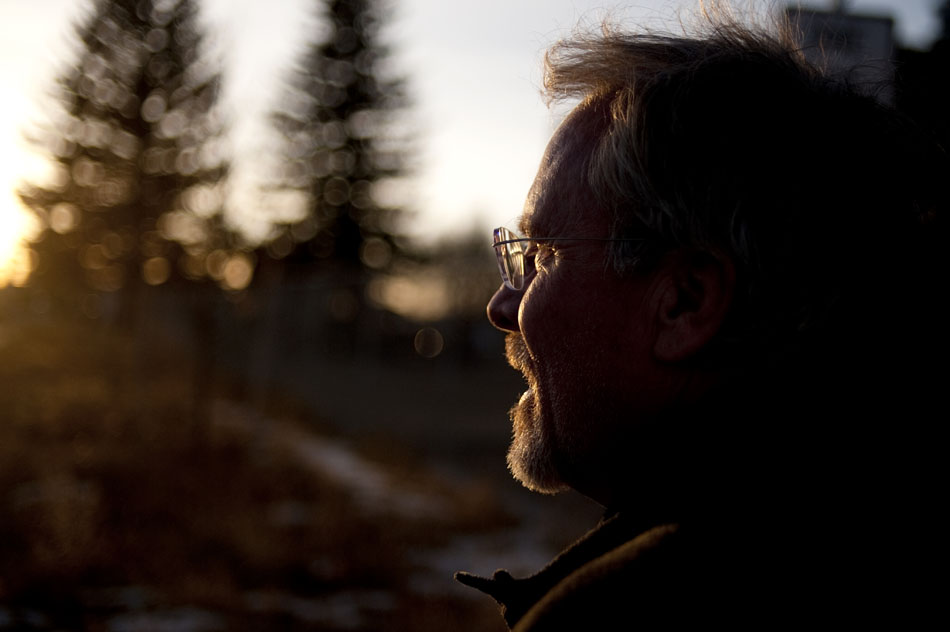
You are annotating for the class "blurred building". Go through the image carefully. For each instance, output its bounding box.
[785,2,949,166]
[894,2,950,152]
[785,6,896,102]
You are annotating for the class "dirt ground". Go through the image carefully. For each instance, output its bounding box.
[0,318,603,630]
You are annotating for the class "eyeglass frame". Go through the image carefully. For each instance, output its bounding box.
[492,226,643,291]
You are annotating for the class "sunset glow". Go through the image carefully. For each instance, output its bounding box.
[0,200,28,287]
[0,0,941,289]
[0,135,35,287]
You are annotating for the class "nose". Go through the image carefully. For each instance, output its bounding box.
[487,283,522,332]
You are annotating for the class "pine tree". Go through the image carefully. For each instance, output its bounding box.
[269,0,406,276]
[19,0,229,320]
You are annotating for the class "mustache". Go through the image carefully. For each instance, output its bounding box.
[505,333,532,373]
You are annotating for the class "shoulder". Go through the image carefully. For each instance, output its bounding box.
[513,523,699,631]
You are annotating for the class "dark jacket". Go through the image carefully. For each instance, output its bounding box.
[459,504,943,630]
[456,382,944,629]
[457,514,695,630]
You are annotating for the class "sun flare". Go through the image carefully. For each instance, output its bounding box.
[0,190,33,287]
[0,89,36,287]
[0,129,38,288]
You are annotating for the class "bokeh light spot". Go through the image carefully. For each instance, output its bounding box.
[72,158,104,187]
[221,253,254,291]
[141,93,167,123]
[80,244,109,270]
[142,256,170,285]
[145,28,169,53]
[359,237,391,270]
[205,249,227,280]
[413,327,444,358]
[49,203,80,234]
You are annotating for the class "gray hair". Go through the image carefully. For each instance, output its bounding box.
[543,18,944,365]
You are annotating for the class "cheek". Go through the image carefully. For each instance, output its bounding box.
[519,268,585,326]
[516,280,546,337]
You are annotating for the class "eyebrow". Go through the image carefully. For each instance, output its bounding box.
[518,216,533,236]
[519,207,551,238]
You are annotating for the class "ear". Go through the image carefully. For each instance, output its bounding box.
[652,249,735,363]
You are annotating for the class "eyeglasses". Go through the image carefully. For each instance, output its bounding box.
[492,226,642,291]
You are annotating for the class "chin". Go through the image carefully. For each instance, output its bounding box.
[506,389,570,495]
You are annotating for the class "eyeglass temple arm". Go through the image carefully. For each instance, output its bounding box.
[492,237,643,247]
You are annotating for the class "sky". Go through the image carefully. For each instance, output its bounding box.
[0,0,944,285]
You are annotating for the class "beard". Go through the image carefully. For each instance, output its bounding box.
[504,334,570,495]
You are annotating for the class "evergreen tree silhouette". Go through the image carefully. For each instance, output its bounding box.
[19,0,229,322]
[270,0,406,277]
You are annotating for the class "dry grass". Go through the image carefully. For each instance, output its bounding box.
[0,318,509,630]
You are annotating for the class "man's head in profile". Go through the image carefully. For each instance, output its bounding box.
[460,10,944,630]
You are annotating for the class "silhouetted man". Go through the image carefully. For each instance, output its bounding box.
[457,16,945,630]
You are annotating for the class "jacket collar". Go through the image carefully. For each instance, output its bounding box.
[455,512,659,628]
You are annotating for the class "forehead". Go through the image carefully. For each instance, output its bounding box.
[519,103,606,238]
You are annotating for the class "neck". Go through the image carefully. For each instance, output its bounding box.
[588,380,755,524]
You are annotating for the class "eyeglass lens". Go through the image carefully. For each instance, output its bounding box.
[493,227,524,290]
